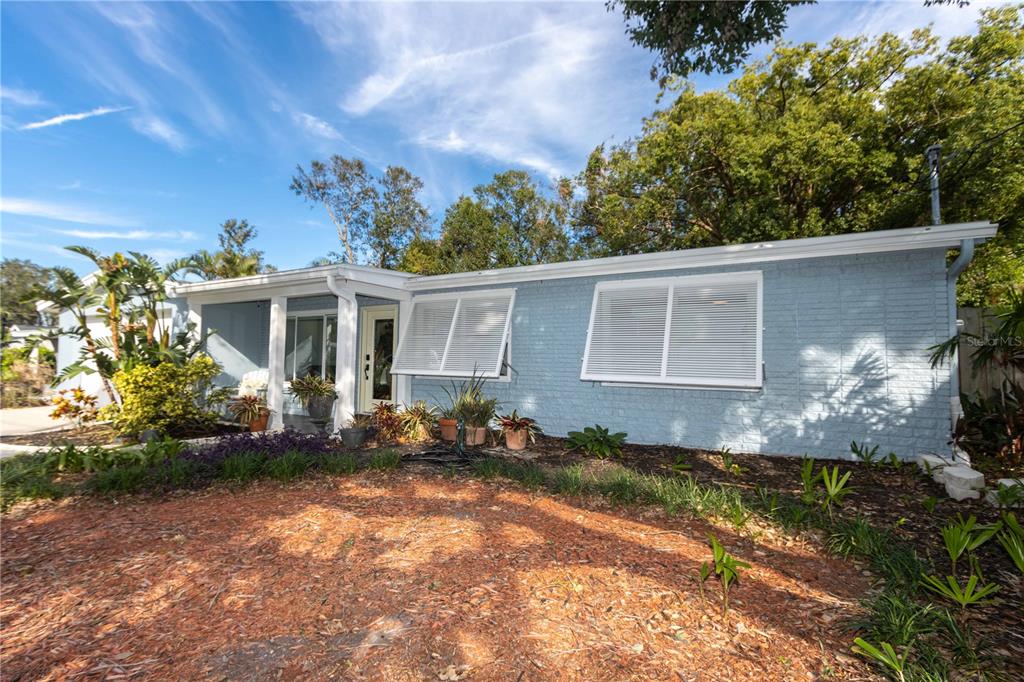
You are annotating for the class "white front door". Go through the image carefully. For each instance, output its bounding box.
[358,305,398,413]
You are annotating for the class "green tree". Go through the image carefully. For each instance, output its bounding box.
[474,170,568,267]
[610,0,810,82]
[576,7,1024,305]
[436,196,498,273]
[291,156,376,264]
[398,235,445,275]
[371,166,431,269]
[0,259,52,328]
[190,219,271,281]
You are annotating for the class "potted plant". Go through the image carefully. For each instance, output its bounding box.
[339,413,372,448]
[438,405,458,442]
[460,393,497,446]
[497,410,541,451]
[228,394,272,432]
[400,401,438,442]
[438,373,488,443]
[288,374,338,422]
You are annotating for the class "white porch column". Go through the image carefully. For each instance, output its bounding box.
[267,296,287,429]
[395,298,413,406]
[334,293,357,426]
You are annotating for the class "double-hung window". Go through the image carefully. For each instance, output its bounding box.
[392,289,515,378]
[581,271,762,389]
[284,313,338,381]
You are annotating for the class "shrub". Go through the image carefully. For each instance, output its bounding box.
[369,448,402,470]
[111,355,224,437]
[371,403,403,442]
[187,428,334,467]
[567,425,627,459]
[48,388,99,430]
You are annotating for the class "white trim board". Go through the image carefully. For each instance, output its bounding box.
[404,221,996,291]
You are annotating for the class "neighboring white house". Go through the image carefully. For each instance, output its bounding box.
[47,221,998,459]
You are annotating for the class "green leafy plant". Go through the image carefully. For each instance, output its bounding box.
[921,495,939,514]
[799,456,818,505]
[818,466,853,518]
[718,447,745,476]
[670,454,692,475]
[853,592,936,649]
[885,453,904,470]
[989,482,1024,512]
[497,410,541,441]
[939,514,1000,577]
[219,452,266,483]
[567,425,627,459]
[227,394,271,425]
[852,638,908,682]
[264,451,312,481]
[111,355,226,437]
[850,440,881,467]
[707,534,750,614]
[287,374,337,406]
[322,453,359,476]
[920,573,1000,611]
[369,448,401,471]
[997,512,1024,574]
[696,561,712,604]
[371,402,403,441]
[399,401,437,441]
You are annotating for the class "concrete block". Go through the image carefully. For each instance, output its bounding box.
[944,466,985,490]
[917,454,952,483]
[945,482,982,501]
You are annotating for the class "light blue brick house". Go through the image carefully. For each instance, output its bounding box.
[48,221,996,459]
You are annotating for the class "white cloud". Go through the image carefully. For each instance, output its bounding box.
[0,86,46,107]
[294,3,658,180]
[20,106,130,130]
[0,197,137,227]
[294,112,345,141]
[51,228,198,241]
[131,115,187,151]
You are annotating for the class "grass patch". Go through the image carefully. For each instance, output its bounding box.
[322,453,359,475]
[219,452,266,483]
[265,450,313,482]
[550,463,587,496]
[87,463,151,495]
[369,448,402,471]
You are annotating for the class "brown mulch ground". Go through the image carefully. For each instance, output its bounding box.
[2,471,875,681]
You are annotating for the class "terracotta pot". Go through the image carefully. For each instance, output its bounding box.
[504,428,528,451]
[439,418,458,442]
[465,426,487,446]
[249,410,270,432]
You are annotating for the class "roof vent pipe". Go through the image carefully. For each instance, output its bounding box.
[926,144,942,225]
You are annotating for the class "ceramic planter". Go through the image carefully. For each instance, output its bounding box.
[465,426,487,446]
[504,428,528,450]
[306,396,335,421]
[439,418,458,442]
[248,410,270,433]
[339,427,368,448]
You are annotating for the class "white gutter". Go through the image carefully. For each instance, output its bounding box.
[326,272,357,304]
[946,237,976,442]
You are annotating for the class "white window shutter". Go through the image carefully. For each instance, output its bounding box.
[666,279,760,385]
[583,285,669,378]
[392,299,458,374]
[581,272,762,388]
[393,290,515,378]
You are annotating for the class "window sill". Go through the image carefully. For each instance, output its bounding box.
[597,381,762,393]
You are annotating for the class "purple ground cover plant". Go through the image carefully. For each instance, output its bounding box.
[185,428,336,465]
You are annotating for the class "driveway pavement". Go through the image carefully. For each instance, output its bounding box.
[0,406,62,437]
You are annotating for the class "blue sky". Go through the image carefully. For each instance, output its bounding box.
[0,1,995,274]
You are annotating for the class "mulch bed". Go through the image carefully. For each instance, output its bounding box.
[1,472,876,681]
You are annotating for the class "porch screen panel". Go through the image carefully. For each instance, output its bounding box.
[392,290,515,378]
[441,295,513,376]
[391,299,458,374]
[666,279,760,386]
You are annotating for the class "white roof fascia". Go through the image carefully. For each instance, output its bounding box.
[404,221,997,292]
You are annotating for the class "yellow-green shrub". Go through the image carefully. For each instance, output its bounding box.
[111,355,224,436]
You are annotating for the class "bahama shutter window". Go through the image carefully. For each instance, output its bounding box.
[392,289,516,378]
[581,272,762,389]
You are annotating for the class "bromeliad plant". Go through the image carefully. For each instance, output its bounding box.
[371,402,403,442]
[497,410,541,450]
[567,424,627,459]
[227,394,271,431]
[399,401,437,441]
[706,534,750,615]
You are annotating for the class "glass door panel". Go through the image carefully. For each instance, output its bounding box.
[372,318,395,400]
[294,317,324,378]
[325,315,338,381]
